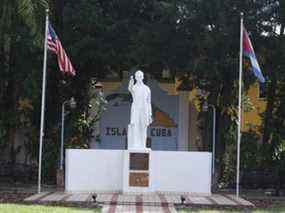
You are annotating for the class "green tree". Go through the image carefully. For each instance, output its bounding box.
[1,0,284,187]
[0,0,47,165]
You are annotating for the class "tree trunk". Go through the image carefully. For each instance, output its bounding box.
[6,44,18,168]
[1,1,18,168]
[262,22,284,164]
[215,110,226,182]
[262,65,276,163]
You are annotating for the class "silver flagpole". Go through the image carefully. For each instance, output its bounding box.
[38,8,49,194]
[236,12,244,198]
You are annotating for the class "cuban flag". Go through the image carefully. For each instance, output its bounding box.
[243,26,265,83]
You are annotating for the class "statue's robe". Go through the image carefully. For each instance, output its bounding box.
[128,83,152,148]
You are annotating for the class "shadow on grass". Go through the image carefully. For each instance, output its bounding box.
[0,203,101,213]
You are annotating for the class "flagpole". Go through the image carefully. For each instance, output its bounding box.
[38,8,49,194]
[236,12,244,198]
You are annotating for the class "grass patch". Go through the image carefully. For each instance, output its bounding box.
[177,207,285,212]
[177,199,285,212]
[0,203,100,213]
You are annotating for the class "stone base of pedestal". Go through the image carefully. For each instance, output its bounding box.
[123,149,153,193]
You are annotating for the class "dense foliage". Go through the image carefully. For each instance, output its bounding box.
[0,0,285,188]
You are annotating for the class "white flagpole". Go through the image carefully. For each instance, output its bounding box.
[236,12,244,198]
[38,9,49,194]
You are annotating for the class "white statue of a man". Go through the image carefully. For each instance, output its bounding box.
[128,70,152,149]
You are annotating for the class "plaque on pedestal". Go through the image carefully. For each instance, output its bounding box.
[129,153,149,170]
[123,149,152,193]
[129,172,149,187]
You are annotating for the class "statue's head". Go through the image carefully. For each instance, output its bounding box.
[135,70,144,82]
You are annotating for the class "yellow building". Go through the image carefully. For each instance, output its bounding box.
[242,83,266,133]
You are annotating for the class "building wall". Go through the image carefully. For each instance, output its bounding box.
[242,83,266,132]
[96,79,179,150]
[189,102,201,151]
[98,79,201,151]
[0,129,30,163]
[2,79,265,164]
[92,78,266,150]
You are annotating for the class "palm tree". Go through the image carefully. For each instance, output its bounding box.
[0,0,48,166]
[0,0,48,41]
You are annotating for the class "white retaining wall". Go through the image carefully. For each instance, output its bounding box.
[65,149,211,194]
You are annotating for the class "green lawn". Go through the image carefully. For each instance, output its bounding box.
[0,204,100,213]
[178,208,285,213]
[1,203,285,213]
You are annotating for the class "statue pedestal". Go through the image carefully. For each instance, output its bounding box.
[123,148,153,193]
[65,149,212,194]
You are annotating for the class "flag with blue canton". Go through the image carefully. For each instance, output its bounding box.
[47,23,76,76]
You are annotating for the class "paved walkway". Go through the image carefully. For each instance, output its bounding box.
[25,191,254,212]
[101,204,177,213]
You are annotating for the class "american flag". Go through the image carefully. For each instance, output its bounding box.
[47,23,76,76]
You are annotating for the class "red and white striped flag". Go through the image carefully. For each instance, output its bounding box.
[47,23,76,76]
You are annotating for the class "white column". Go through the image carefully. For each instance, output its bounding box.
[177,91,189,151]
